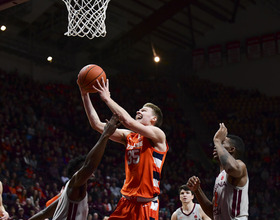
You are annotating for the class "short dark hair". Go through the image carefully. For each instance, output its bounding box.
[143,103,163,127]
[227,134,245,159]
[178,184,193,195]
[66,155,86,178]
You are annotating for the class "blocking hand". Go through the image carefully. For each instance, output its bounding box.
[187,176,201,192]
[103,114,120,137]
[213,123,227,145]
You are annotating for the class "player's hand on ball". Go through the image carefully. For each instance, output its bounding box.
[77,79,88,96]
[187,176,200,192]
[77,64,106,93]
[93,78,111,102]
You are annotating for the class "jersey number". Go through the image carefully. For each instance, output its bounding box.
[127,149,140,165]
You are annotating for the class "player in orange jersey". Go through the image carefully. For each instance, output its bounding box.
[79,78,169,220]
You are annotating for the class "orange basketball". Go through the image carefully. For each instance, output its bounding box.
[77,64,106,93]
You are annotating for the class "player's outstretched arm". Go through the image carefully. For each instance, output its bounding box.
[70,115,120,188]
[213,123,246,178]
[78,81,127,145]
[93,78,166,150]
[0,182,9,220]
[28,199,58,220]
[80,90,105,133]
[187,176,213,219]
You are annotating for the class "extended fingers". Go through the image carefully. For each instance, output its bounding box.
[92,84,99,90]
[218,123,227,131]
[96,79,103,89]
[95,78,109,91]
[101,77,105,86]
[220,123,227,133]
[106,79,109,89]
[101,77,108,88]
[92,84,102,93]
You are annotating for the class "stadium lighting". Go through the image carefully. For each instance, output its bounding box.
[1,25,6,31]
[151,42,160,63]
[154,56,160,63]
[47,56,53,63]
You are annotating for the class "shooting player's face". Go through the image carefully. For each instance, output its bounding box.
[136,107,156,126]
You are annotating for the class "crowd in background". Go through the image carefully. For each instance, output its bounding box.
[0,69,279,219]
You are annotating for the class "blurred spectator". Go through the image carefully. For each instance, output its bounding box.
[60,169,69,184]
[17,207,28,220]
[109,182,120,199]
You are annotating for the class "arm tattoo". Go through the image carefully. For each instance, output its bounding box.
[219,148,230,167]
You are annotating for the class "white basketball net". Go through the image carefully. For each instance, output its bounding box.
[62,0,110,39]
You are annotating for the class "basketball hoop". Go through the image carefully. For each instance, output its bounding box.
[62,0,110,39]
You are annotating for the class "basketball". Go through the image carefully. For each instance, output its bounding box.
[77,64,106,93]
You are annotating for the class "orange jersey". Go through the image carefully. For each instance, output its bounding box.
[108,197,159,220]
[121,132,168,198]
